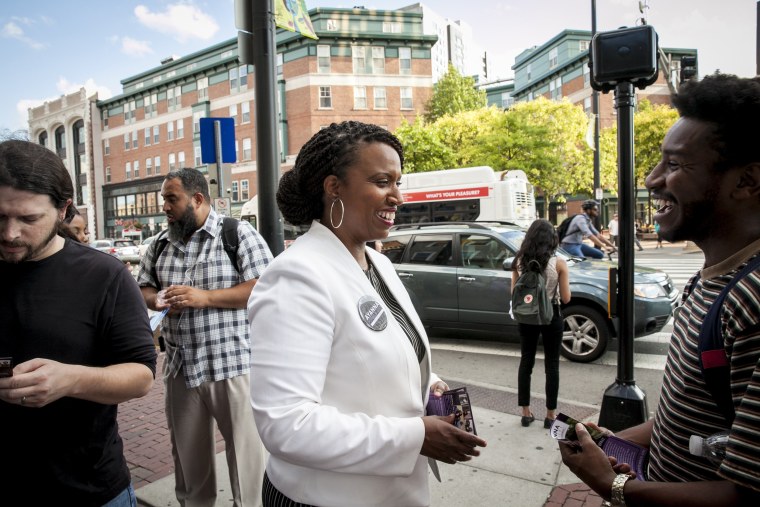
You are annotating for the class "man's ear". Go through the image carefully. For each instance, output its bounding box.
[193,192,205,206]
[60,198,73,221]
[732,162,760,200]
[323,175,340,199]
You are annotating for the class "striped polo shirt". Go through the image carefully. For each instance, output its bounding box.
[649,239,760,493]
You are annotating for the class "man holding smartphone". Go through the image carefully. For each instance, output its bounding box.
[0,140,157,506]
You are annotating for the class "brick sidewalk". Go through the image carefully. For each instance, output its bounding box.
[544,483,604,507]
[117,353,223,489]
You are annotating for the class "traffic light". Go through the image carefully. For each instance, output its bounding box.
[680,56,697,83]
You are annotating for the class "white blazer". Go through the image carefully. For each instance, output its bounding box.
[248,220,438,506]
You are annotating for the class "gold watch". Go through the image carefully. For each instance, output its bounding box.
[610,473,632,506]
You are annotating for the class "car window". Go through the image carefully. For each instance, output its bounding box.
[460,234,509,269]
[407,234,453,266]
[92,240,111,248]
[381,234,411,263]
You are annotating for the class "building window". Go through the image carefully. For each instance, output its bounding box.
[39,131,48,147]
[241,179,249,201]
[232,180,239,202]
[167,121,174,141]
[124,133,130,151]
[371,46,385,74]
[229,66,238,90]
[144,127,151,146]
[197,77,208,100]
[584,96,592,113]
[153,125,160,144]
[501,92,514,109]
[526,63,532,80]
[154,156,161,174]
[241,102,250,123]
[528,91,534,101]
[132,131,138,149]
[146,157,152,176]
[352,46,366,73]
[549,47,558,69]
[374,87,387,109]
[178,151,185,169]
[194,146,202,167]
[326,19,339,31]
[102,110,109,130]
[167,85,182,110]
[319,86,332,108]
[579,40,590,52]
[229,104,237,124]
[229,65,248,92]
[133,160,140,179]
[382,22,401,33]
[550,76,562,100]
[144,93,157,117]
[584,63,590,85]
[104,138,110,155]
[276,53,283,75]
[353,86,367,109]
[239,138,251,161]
[317,45,330,73]
[169,153,176,171]
[193,112,203,134]
[176,119,184,139]
[105,166,111,183]
[126,162,132,180]
[124,101,133,123]
[400,87,413,109]
[399,47,411,75]
[239,65,248,88]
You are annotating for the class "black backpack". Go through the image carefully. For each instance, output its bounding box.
[682,254,760,425]
[150,217,240,290]
[511,259,554,325]
[557,214,580,242]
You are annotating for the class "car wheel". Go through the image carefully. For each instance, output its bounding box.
[560,305,609,363]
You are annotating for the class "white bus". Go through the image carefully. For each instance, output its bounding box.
[397,166,536,228]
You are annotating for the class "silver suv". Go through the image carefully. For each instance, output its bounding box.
[380,222,678,362]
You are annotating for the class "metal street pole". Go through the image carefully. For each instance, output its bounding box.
[252,0,285,255]
[598,82,647,431]
[591,0,602,228]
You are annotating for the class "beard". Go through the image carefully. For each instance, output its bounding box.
[0,218,60,264]
[167,203,200,242]
[661,187,720,244]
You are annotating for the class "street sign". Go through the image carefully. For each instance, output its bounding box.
[214,197,232,216]
[200,118,236,164]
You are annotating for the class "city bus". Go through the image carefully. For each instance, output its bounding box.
[397,166,536,228]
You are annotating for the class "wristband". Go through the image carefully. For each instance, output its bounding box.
[610,473,632,506]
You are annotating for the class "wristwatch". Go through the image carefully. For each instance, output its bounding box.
[610,473,633,506]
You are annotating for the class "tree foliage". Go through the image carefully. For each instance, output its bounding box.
[424,63,486,123]
[394,117,454,173]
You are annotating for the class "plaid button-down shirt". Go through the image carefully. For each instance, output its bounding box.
[138,209,272,388]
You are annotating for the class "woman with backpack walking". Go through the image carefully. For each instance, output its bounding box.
[511,219,571,429]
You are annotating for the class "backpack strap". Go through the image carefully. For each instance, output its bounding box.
[150,230,170,291]
[221,217,241,274]
[697,254,760,425]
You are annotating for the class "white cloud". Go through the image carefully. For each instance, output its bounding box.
[121,36,153,57]
[134,3,219,42]
[2,21,45,49]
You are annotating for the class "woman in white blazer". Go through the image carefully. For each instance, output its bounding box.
[248,121,486,507]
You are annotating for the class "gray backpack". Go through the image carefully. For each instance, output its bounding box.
[511,259,554,325]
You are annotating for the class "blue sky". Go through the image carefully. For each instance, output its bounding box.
[1,0,756,132]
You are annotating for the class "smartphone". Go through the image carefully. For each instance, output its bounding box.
[0,357,12,378]
[549,412,607,444]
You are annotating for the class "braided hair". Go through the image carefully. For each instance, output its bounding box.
[277,121,404,225]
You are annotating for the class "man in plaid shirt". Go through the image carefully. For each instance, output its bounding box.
[138,168,272,507]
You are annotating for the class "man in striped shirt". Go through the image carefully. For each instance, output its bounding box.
[560,74,760,506]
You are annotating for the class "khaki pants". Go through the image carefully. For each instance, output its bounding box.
[165,367,266,507]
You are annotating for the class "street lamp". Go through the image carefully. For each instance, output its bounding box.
[591,0,602,228]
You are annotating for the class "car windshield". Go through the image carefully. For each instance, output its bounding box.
[114,240,136,247]
[497,229,576,263]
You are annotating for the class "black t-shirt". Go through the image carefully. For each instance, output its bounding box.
[0,239,157,506]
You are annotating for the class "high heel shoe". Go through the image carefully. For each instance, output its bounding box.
[521,414,535,427]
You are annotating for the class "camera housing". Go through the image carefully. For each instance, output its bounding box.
[589,25,659,93]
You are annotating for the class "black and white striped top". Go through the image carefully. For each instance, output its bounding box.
[365,262,426,364]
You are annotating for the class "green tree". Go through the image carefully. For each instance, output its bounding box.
[394,116,455,173]
[424,63,486,123]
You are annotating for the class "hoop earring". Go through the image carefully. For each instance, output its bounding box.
[330,197,344,229]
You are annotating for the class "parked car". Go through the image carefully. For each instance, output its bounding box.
[91,238,141,263]
[380,222,679,363]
